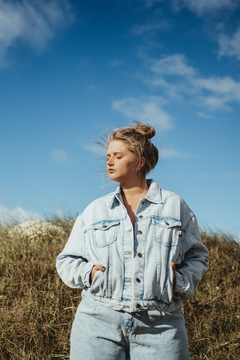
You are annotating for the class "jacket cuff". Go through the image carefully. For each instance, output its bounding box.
[80,262,94,288]
[174,271,186,294]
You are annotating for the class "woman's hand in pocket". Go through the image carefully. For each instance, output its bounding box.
[90,265,106,285]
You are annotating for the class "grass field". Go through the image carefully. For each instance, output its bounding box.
[0,219,239,359]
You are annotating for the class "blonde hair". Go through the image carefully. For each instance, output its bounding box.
[107,122,158,176]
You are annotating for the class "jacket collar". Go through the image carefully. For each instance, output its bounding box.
[108,179,163,209]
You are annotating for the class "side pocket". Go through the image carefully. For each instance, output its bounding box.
[152,218,182,303]
[89,270,104,295]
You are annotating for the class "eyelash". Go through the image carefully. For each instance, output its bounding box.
[106,156,122,161]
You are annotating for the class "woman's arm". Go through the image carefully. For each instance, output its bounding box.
[173,213,209,301]
[56,214,95,289]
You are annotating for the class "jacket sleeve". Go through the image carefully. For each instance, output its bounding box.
[56,213,94,289]
[173,213,209,301]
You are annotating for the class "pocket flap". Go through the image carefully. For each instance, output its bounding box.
[93,221,120,231]
[152,218,181,228]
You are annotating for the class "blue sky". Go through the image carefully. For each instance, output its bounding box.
[0,0,240,238]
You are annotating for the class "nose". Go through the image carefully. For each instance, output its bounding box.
[107,156,114,166]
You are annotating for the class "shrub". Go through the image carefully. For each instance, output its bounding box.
[8,220,65,242]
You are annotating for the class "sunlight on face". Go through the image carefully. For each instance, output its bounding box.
[106,140,138,185]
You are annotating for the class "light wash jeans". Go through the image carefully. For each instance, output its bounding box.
[70,298,191,360]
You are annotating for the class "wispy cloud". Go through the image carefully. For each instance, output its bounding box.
[218,27,240,61]
[0,203,43,225]
[0,0,73,67]
[108,59,123,67]
[139,0,164,8]
[87,84,97,91]
[82,143,106,156]
[159,147,189,159]
[220,172,240,178]
[131,20,169,37]
[147,54,196,77]
[171,0,238,16]
[51,150,73,164]
[112,96,173,132]
[197,112,214,119]
[141,53,240,111]
[198,173,209,178]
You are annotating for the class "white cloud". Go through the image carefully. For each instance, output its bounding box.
[0,0,72,66]
[218,27,240,60]
[148,54,196,77]
[220,172,240,178]
[52,150,73,164]
[171,0,238,16]
[142,53,240,111]
[159,147,188,158]
[0,203,44,225]
[112,97,173,132]
[195,76,240,110]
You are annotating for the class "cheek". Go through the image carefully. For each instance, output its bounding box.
[125,160,137,172]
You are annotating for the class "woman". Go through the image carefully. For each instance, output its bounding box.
[56,122,209,360]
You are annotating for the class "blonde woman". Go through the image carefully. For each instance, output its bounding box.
[56,122,209,360]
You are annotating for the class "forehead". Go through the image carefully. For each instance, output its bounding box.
[107,140,130,153]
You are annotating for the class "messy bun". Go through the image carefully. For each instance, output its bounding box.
[107,121,158,176]
[135,122,156,140]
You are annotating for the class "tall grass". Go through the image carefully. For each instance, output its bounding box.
[0,220,239,359]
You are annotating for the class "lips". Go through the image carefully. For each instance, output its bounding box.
[108,169,115,173]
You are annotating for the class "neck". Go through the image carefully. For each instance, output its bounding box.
[121,178,148,199]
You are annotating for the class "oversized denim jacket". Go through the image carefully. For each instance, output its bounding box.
[56,180,209,313]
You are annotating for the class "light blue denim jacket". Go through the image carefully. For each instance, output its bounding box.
[56,180,209,313]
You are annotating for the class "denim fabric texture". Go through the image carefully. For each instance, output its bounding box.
[56,179,209,314]
[70,297,191,360]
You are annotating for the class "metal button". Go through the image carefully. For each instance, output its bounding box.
[136,303,141,309]
[103,225,107,228]
[137,253,142,258]
[165,221,169,226]
[136,278,141,283]
[139,215,143,219]
[137,230,142,234]
[142,200,145,205]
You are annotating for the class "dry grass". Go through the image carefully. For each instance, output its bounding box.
[185,231,240,359]
[0,220,239,359]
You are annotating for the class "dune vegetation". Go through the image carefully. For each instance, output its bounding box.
[0,218,239,359]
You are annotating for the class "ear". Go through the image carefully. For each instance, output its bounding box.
[138,157,145,169]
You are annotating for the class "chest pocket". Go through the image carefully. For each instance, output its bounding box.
[152,218,182,246]
[93,220,120,247]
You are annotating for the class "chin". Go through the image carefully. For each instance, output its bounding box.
[108,173,121,183]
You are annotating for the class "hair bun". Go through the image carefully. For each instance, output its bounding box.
[134,122,156,139]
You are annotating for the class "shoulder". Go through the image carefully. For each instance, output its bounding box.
[76,191,118,227]
[161,189,191,210]
[151,181,194,225]
[85,191,115,211]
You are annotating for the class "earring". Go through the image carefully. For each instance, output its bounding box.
[136,167,141,172]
